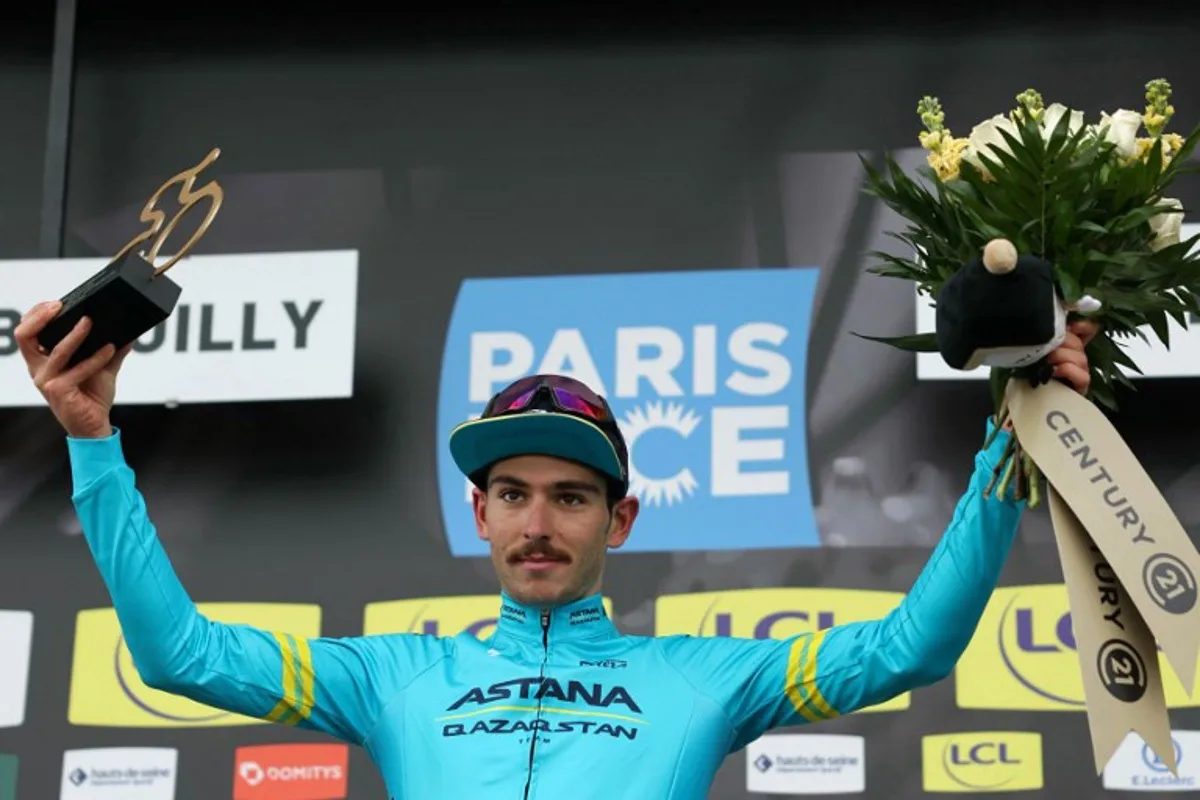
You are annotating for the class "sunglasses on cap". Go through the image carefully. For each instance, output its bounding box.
[482,374,614,424]
[476,373,630,495]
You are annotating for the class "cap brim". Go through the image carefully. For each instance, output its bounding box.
[449,412,624,487]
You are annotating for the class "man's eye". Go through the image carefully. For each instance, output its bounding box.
[499,489,522,502]
[560,494,584,506]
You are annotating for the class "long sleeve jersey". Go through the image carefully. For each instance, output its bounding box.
[67,418,1023,799]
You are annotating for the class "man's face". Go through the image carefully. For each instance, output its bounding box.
[472,455,639,608]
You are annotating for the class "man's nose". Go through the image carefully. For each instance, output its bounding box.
[521,495,552,538]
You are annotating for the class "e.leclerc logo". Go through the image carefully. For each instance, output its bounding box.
[436,267,820,556]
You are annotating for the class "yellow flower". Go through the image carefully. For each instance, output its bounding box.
[1013,89,1045,124]
[1143,78,1175,137]
[1143,112,1168,135]
[928,136,969,181]
[918,96,946,133]
[1133,137,1155,162]
[1130,132,1186,167]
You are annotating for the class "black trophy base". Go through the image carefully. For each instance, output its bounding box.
[36,250,182,368]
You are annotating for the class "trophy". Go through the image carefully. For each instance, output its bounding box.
[36,148,224,367]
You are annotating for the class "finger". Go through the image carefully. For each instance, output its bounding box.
[1046,346,1087,369]
[1070,319,1100,346]
[1057,329,1084,353]
[37,316,92,384]
[13,301,62,374]
[104,343,134,375]
[15,300,63,340]
[18,302,41,322]
[1054,362,1091,394]
[59,342,117,387]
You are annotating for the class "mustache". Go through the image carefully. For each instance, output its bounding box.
[509,542,572,562]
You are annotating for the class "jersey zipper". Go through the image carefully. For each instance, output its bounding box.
[522,609,552,800]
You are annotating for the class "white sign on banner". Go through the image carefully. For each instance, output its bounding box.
[915,222,1200,380]
[60,748,178,800]
[1102,730,1200,791]
[0,611,33,728]
[745,733,866,794]
[0,250,358,407]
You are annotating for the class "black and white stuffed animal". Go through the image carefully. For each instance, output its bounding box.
[935,238,1100,379]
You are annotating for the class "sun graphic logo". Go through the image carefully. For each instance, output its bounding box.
[618,401,703,507]
[437,266,823,555]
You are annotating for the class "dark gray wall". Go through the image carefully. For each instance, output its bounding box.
[4,4,1200,798]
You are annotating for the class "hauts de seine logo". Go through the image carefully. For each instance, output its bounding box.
[436,267,821,556]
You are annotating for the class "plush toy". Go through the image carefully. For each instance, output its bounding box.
[934,238,1100,382]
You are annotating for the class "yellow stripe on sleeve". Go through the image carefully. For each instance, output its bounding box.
[265,631,303,726]
[784,630,839,722]
[293,635,316,721]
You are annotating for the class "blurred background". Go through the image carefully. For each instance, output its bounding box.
[3,2,1200,797]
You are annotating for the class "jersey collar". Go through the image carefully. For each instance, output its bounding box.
[494,591,619,643]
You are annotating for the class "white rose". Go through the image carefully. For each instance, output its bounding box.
[963,114,1019,176]
[1041,103,1084,139]
[1099,109,1142,159]
[1149,197,1183,251]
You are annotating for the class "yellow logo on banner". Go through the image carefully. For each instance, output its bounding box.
[654,587,910,712]
[921,731,1043,793]
[363,595,615,638]
[954,584,1200,710]
[68,603,321,728]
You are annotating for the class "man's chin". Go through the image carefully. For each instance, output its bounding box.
[507,578,572,607]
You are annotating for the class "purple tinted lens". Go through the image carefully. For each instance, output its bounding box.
[552,387,604,420]
[543,375,603,405]
[489,375,543,414]
[500,388,536,412]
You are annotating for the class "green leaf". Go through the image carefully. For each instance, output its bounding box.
[1145,308,1172,347]
[1058,270,1083,303]
[1113,205,1162,234]
[858,108,1200,419]
[850,331,940,352]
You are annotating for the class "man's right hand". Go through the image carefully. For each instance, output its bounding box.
[14,301,133,439]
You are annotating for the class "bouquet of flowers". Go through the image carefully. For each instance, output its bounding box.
[859,79,1200,506]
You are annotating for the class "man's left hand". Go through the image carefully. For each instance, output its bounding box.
[1047,319,1099,396]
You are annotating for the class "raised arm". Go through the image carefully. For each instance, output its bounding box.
[15,301,442,746]
[658,417,1023,751]
[659,321,1097,752]
[70,431,442,744]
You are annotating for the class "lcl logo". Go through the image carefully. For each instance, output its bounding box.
[947,742,1021,766]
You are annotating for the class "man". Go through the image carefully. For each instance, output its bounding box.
[14,302,1096,799]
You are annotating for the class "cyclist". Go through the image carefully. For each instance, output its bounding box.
[14,302,1095,799]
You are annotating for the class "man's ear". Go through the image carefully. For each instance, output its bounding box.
[606,496,639,549]
[472,487,490,542]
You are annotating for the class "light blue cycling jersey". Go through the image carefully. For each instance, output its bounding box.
[67,419,1022,800]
